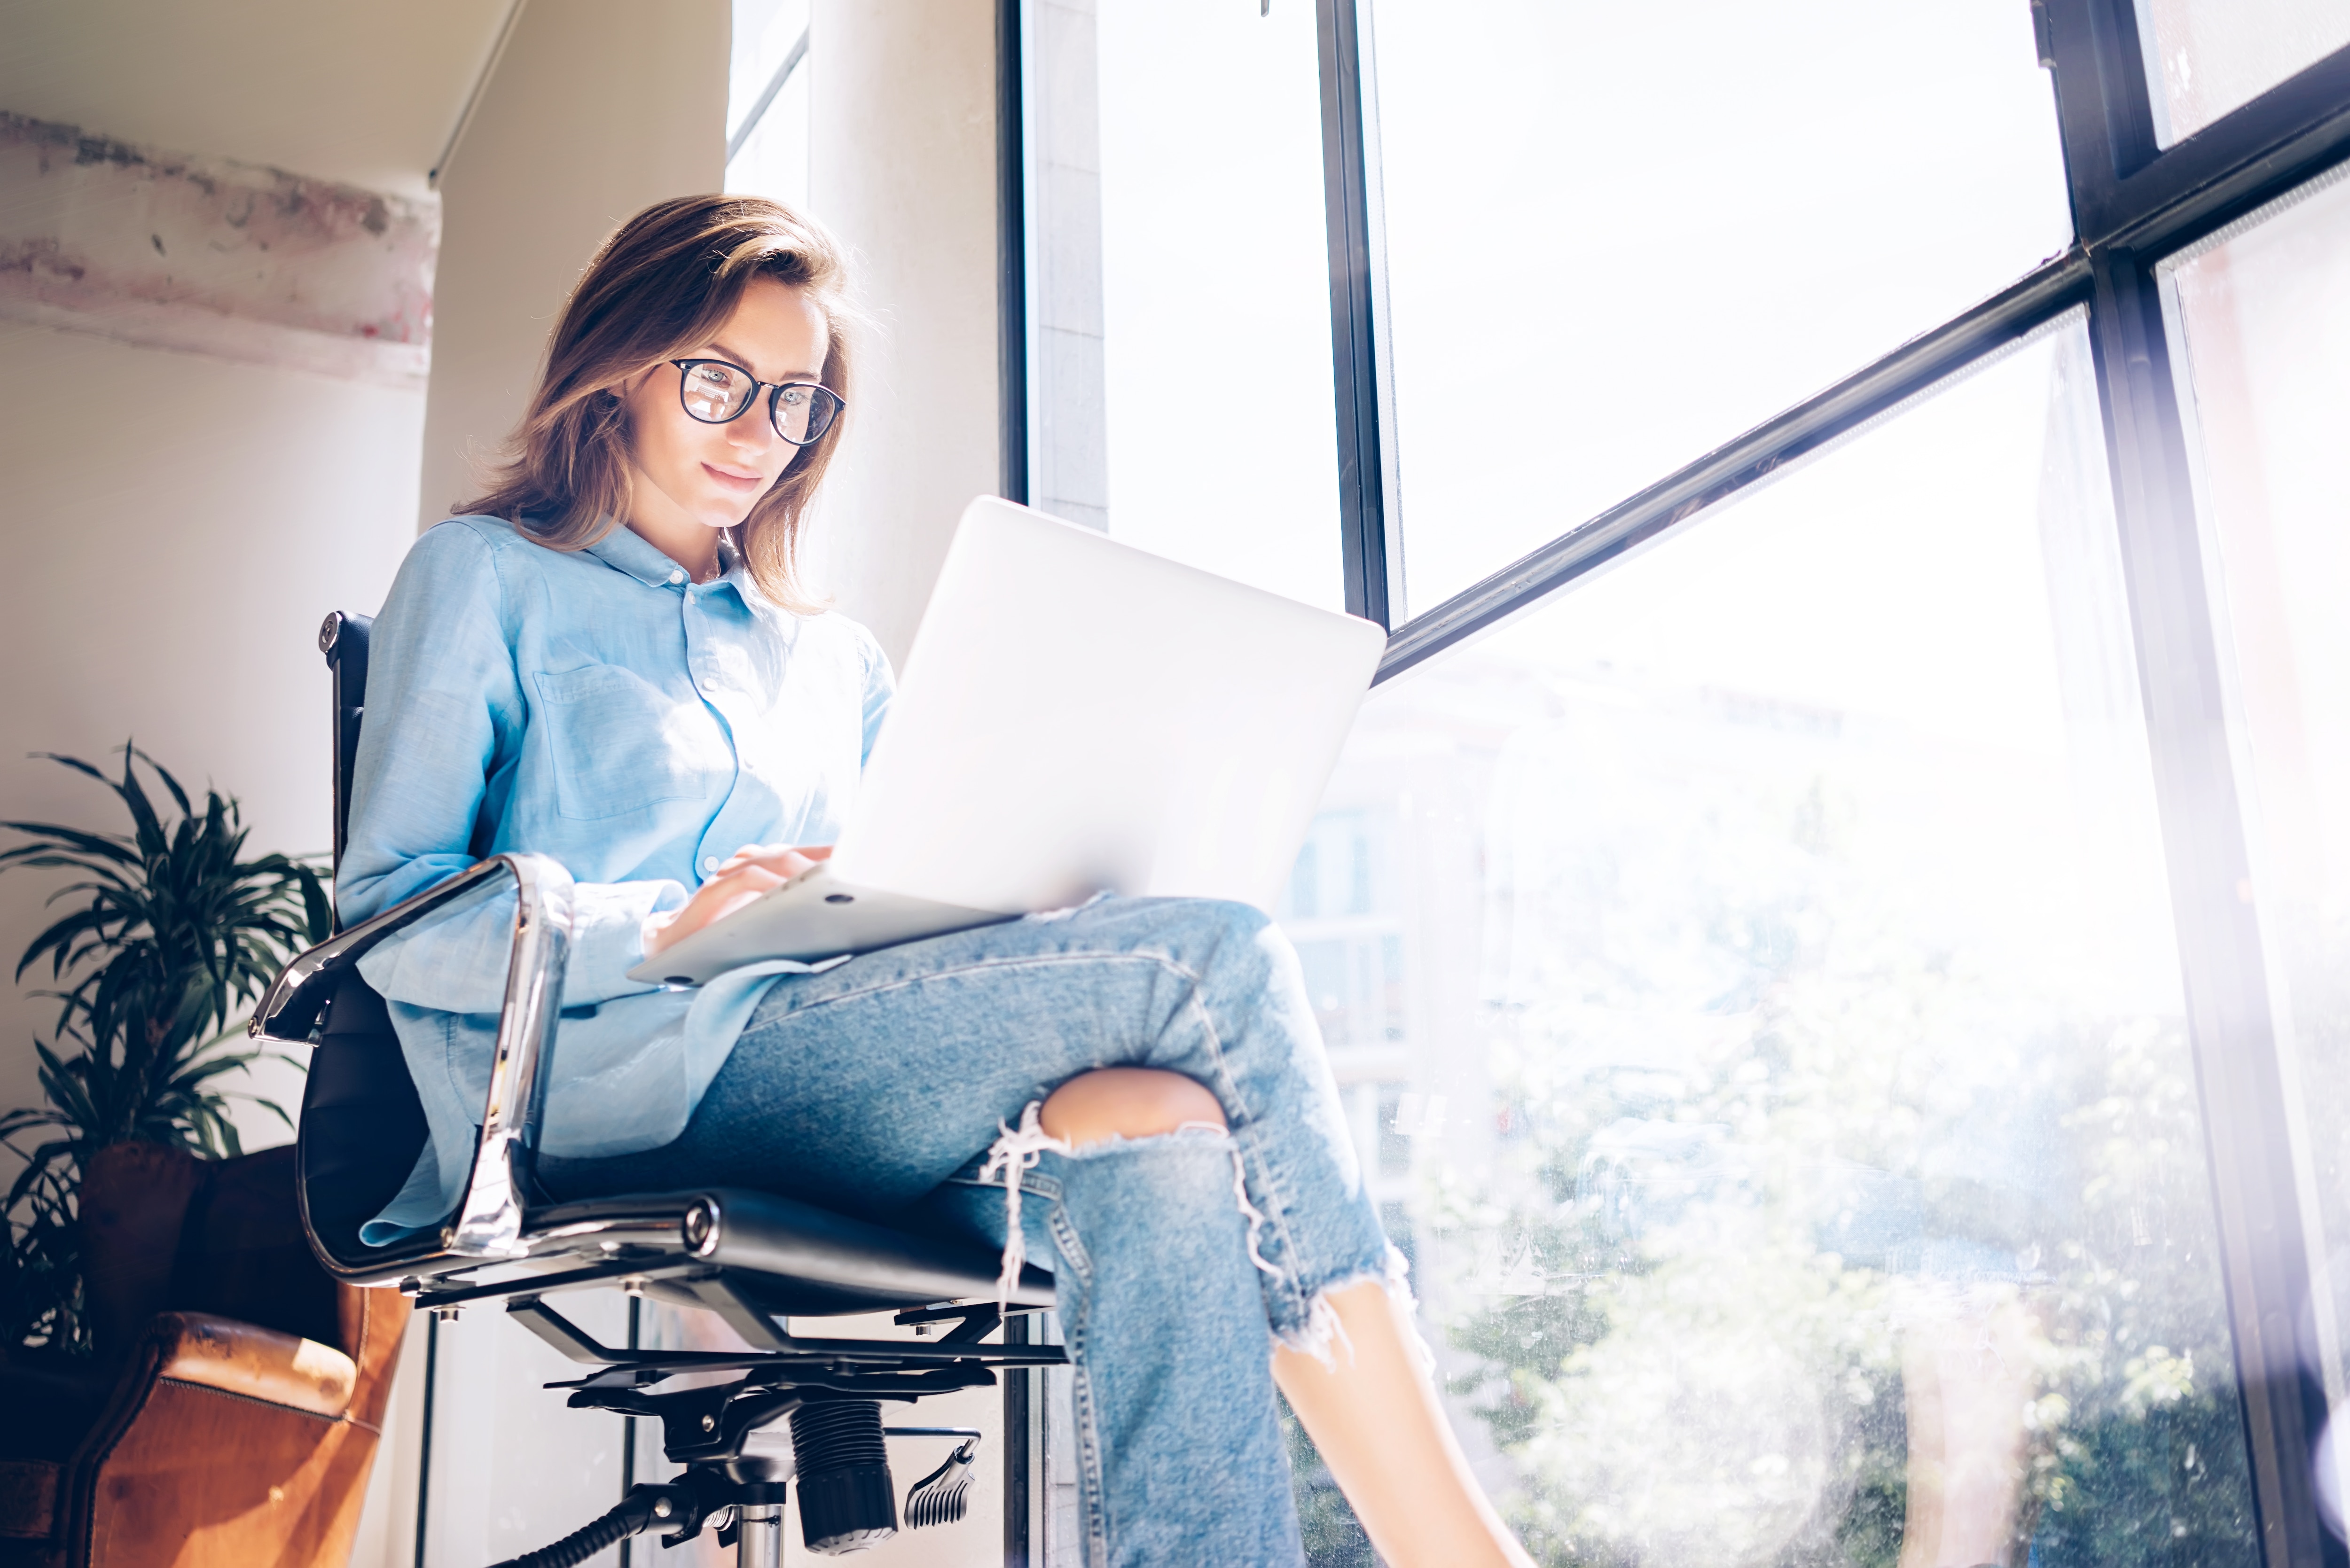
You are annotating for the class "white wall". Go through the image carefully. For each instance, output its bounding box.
[418,0,730,525]
[0,323,421,1125]
[803,0,1004,668]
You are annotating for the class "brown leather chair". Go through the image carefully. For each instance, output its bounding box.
[0,1140,408,1568]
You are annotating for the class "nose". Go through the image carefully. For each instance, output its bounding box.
[726,398,782,458]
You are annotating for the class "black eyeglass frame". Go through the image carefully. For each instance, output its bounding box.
[668,359,846,447]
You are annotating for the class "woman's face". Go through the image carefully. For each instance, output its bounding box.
[620,277,830,536]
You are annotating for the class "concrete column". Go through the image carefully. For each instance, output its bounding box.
[803,0,1003,669]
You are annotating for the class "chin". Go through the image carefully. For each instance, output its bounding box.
[691,491,759,528]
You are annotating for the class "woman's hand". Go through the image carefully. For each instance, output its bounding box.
[642,844,833,962]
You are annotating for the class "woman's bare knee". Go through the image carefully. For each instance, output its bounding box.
[1040,1068,1225,1148]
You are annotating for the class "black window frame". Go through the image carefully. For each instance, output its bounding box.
[1305,5,2350,1563]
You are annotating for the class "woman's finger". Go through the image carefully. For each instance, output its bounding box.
[726,845,819,879]
[695,882,776,930]
[701,862,787,908]
[646,847,843,959]
[648,863,787,957]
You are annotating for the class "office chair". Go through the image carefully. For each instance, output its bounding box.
[250,612,1064,1567]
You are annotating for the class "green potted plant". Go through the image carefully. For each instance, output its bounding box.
[0,745,329,1360]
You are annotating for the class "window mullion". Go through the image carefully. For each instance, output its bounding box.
[1314,0,1392,630]
[2085,244,2342,1568]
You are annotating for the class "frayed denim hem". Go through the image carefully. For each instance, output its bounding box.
[1271,1242,1431,1375]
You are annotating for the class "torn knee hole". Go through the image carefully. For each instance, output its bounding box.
[1040,1066,1226,1148]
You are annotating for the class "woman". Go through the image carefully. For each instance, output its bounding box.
[342,194,1530,1568]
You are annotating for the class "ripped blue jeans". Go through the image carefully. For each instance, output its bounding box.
[539,896,1400,1568]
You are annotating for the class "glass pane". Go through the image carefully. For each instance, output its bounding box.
[1284,317,2259,1563]
[728,0,808,145]
[1025,0,1344,611]
[1370,0,2074,616]
[2166,168,2350,1517]
[2136,0,2350,147]
[727,0,811,209]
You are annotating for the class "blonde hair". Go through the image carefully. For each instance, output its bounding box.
[462,195,858,611]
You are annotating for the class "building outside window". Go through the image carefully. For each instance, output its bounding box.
[1328,318,2249,1561]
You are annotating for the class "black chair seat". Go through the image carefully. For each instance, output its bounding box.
[298,970,1050,1312]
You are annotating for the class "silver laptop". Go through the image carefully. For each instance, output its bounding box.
[628,495,1387,986]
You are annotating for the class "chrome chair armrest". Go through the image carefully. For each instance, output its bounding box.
[252,852,575,1261]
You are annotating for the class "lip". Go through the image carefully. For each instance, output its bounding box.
[702,461,765,491]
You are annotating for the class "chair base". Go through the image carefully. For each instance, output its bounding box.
[506,1288,1059,1452]
[485,1468,783,1567]
[482,1293,1058,1566]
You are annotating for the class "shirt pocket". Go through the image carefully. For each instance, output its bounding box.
[532,663,719,821]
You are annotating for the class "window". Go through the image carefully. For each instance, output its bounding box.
[1368,0,2073,612]
[1023,0,1344,610]
[1008,1,2350,1557]
[1000,1,2350,1561]
[727,0,810,210]
[1330,318,2255,1560]
[2134,0,2350,145]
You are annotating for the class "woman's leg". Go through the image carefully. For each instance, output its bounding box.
[543,897,1509,1565]
[1271,1285,1534,1568]
[1028,1111,1300,1566]
[1044,1069,1532,1568]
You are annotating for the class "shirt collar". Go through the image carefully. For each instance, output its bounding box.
[584,523,744,589]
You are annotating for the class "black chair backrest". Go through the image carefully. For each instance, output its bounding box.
[304,610,424,1270]
[319,611,371,887]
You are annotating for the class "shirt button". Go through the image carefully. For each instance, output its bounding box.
[667,569,685,585]
[701,855,721,874]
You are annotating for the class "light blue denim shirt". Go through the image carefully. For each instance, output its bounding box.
[339,514,891,1240]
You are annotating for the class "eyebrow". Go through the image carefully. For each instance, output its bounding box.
[703,339,821,384]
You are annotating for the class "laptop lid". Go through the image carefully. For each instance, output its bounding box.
[827,497,1387,915]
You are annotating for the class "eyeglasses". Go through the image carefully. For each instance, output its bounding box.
[670,359,846,446]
